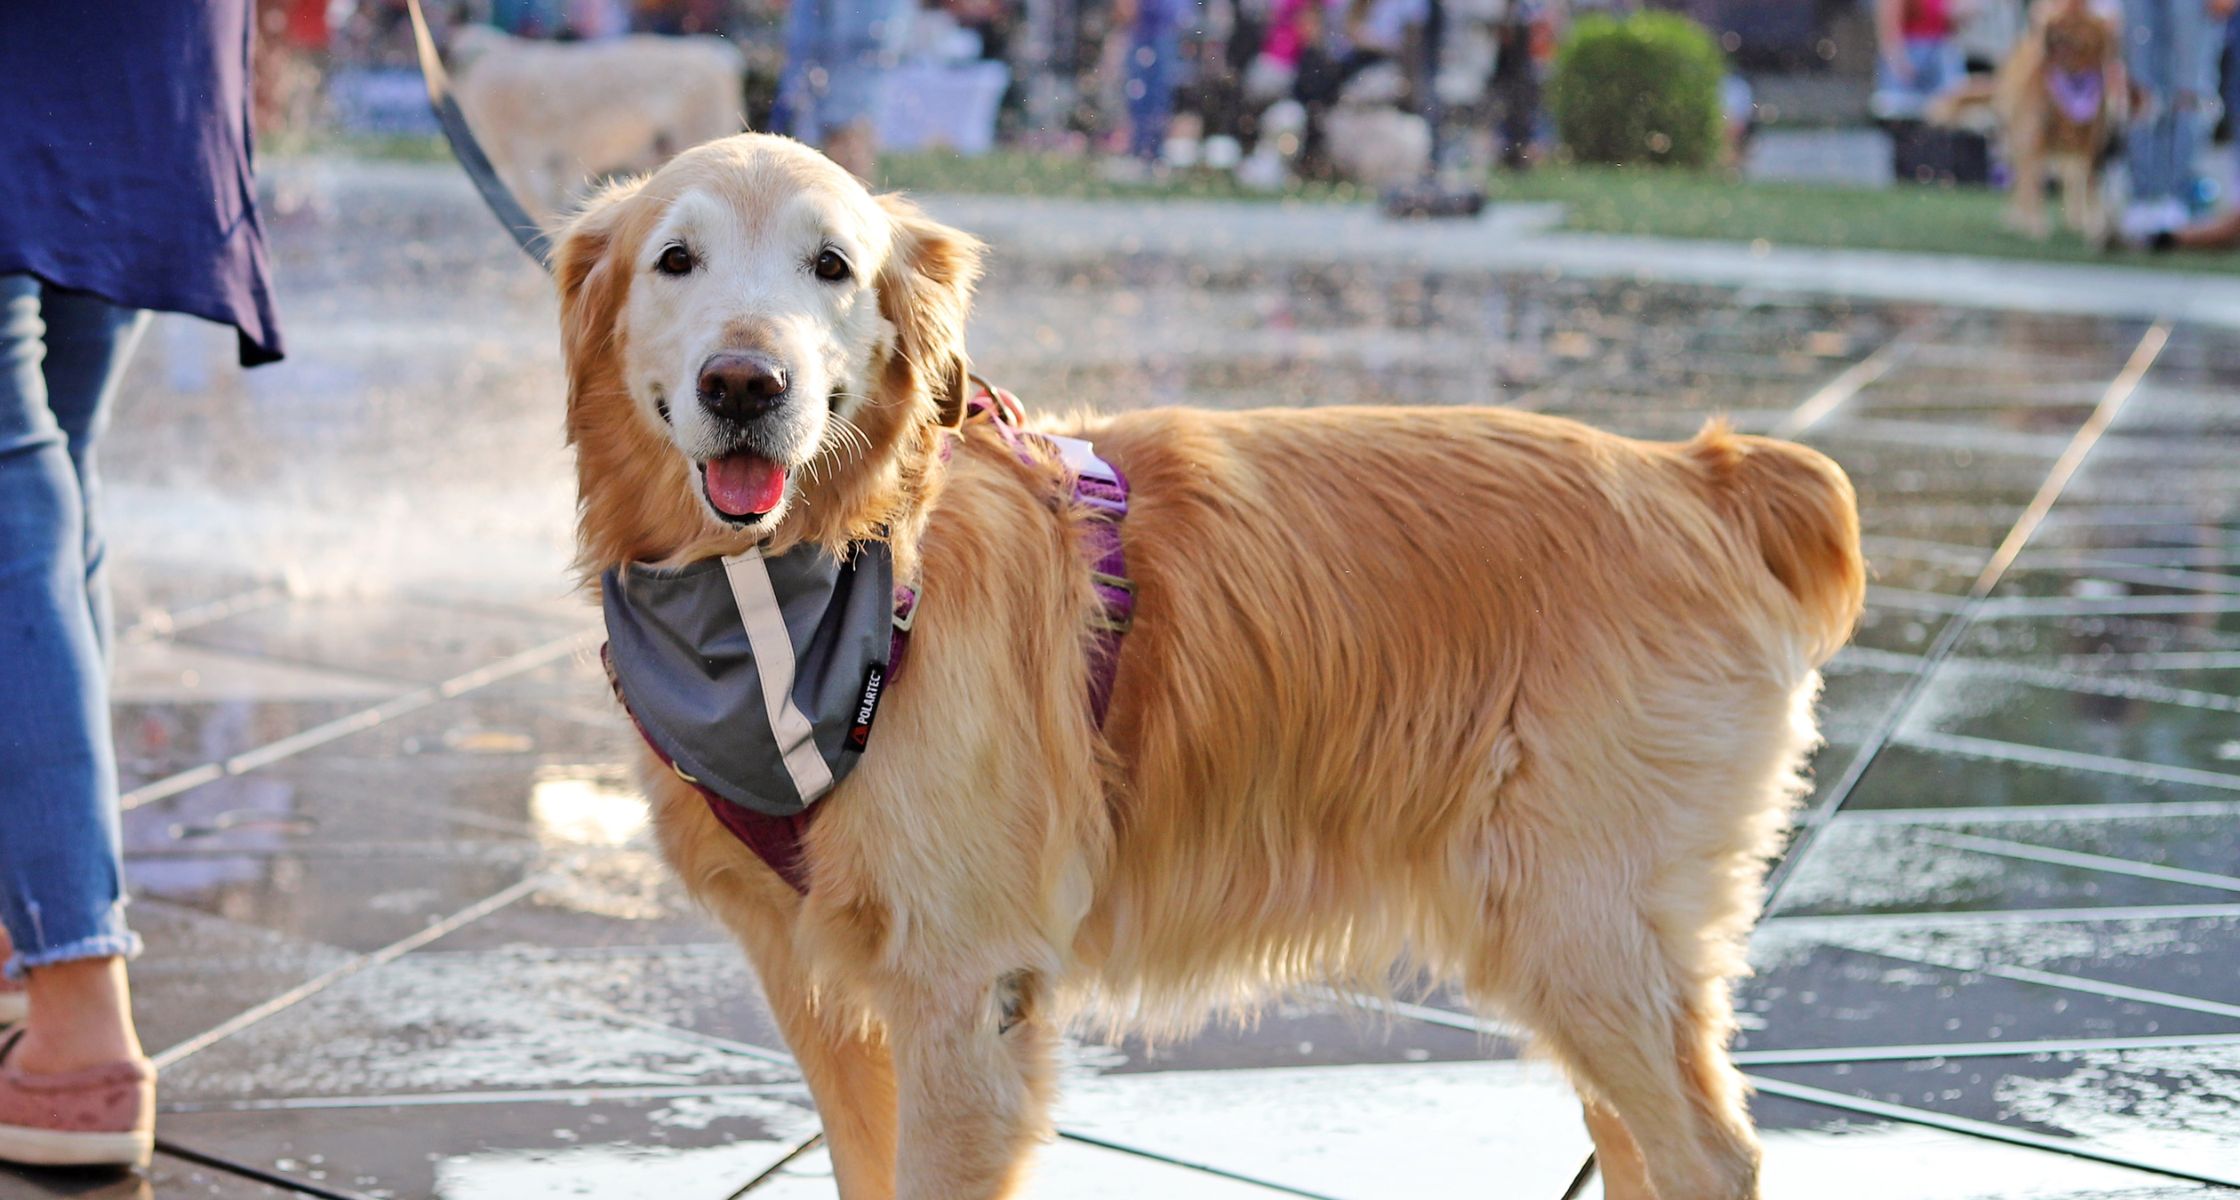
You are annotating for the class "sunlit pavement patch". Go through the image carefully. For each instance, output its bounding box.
[1046,1061,1591,1200]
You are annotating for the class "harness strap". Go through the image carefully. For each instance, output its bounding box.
[606,381,1132,895]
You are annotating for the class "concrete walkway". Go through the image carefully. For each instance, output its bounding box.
[921,191,2240,329]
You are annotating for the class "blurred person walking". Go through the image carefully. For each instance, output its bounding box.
[1874,0,1969,119]
[2118,0,2233,240]
[774,0,903,179]
[1107,0,1202,178]
[0,0,284,1169]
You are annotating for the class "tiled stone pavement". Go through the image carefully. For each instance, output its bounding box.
[6,163,2240,1197]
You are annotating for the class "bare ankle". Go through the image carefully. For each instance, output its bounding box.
[12,957,142,1074]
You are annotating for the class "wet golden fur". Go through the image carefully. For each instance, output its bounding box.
[555,134,1866,1200]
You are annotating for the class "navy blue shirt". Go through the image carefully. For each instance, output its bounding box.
[1,0,284,365]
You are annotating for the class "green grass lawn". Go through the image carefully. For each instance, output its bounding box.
[1486,164,2240,274]
[879,149,2240,275]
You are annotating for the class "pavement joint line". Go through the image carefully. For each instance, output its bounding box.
[1911,829,2240,895]
[1830,942,2240,1023]
[1554,323,2184,1199]
[726,1131,825,1199]
[1980,593,2240,618]
[120,627,600,811]
[1833,647,2240,717]
[2025,545,2240,570]
[121,582,292,646]
[1741,1074,2240,1190]
[1894,730,2240,793]
[1833,799,2240,826]
[1768,329,1916,439]
[154,1137,382,1200]
[1764,900,2240,927]
[150,872,549,1071]
[1862,585,1970,614]
[1732,1029,2240,1067]
[161,1082,816,1113]
[1810,415,2078,456]
[1318,990,1528,1042]
[1052,1130,1356,1200]
[2029,561,2240,596]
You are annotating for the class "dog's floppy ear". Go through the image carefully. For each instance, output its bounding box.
[553,176,647,385]
[875,194,985,427]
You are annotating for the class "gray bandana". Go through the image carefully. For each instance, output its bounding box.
[602,543,896,818]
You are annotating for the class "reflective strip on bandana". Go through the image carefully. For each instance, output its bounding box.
[722,549,837,802]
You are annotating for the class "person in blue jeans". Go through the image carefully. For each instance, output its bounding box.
[0,0,283,1168]
[774,0,903,179]
[2120,0,2234,239]
[1105,0,1197,178]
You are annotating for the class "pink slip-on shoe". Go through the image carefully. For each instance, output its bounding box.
[0,1030,154,1168]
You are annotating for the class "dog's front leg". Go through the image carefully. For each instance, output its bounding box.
[882,968,1056,1200]
[711,876,899,1199]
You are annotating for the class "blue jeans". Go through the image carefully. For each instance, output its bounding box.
[774,0,900,143]
[1872,37,1966,120]
[0,275,147,979]
[1125,19,1183,162]
[2124,0,2223,204]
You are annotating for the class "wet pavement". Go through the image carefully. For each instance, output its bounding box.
[6,159,2239,1197]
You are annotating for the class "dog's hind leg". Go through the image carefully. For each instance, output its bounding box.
[1580,1099,1655,1200]
[1494,896,1761,1200]
[878,966,1057,1200]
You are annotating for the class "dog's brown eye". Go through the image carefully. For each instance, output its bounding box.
[814,248,851,282]
[656,244,694,276]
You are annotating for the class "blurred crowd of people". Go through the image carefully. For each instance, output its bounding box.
[274,0,1591,192]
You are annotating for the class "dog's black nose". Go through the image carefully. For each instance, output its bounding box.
[697,352,788,422]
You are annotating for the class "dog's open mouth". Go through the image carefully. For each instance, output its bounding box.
[699,452,788,525]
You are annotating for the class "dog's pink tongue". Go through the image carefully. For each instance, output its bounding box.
[704,454,787,517]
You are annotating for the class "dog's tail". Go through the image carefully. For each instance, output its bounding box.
[1689,421,1867,663]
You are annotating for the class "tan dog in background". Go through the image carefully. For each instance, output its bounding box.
[451,26,744,221]
[555,133,1865,1200]
[1992,0,2126,239]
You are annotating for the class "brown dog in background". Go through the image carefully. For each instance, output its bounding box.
[554,133,1865,1200]
[1993,0,2127,239]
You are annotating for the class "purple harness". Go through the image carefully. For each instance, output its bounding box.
[608,382,1134,894]
[2047,68,2104,125]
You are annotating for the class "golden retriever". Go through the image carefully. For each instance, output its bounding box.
[1991,0,2126,240]
[553,133,1865,1200]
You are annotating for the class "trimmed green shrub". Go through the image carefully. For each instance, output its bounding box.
[1548,11,1726,169]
